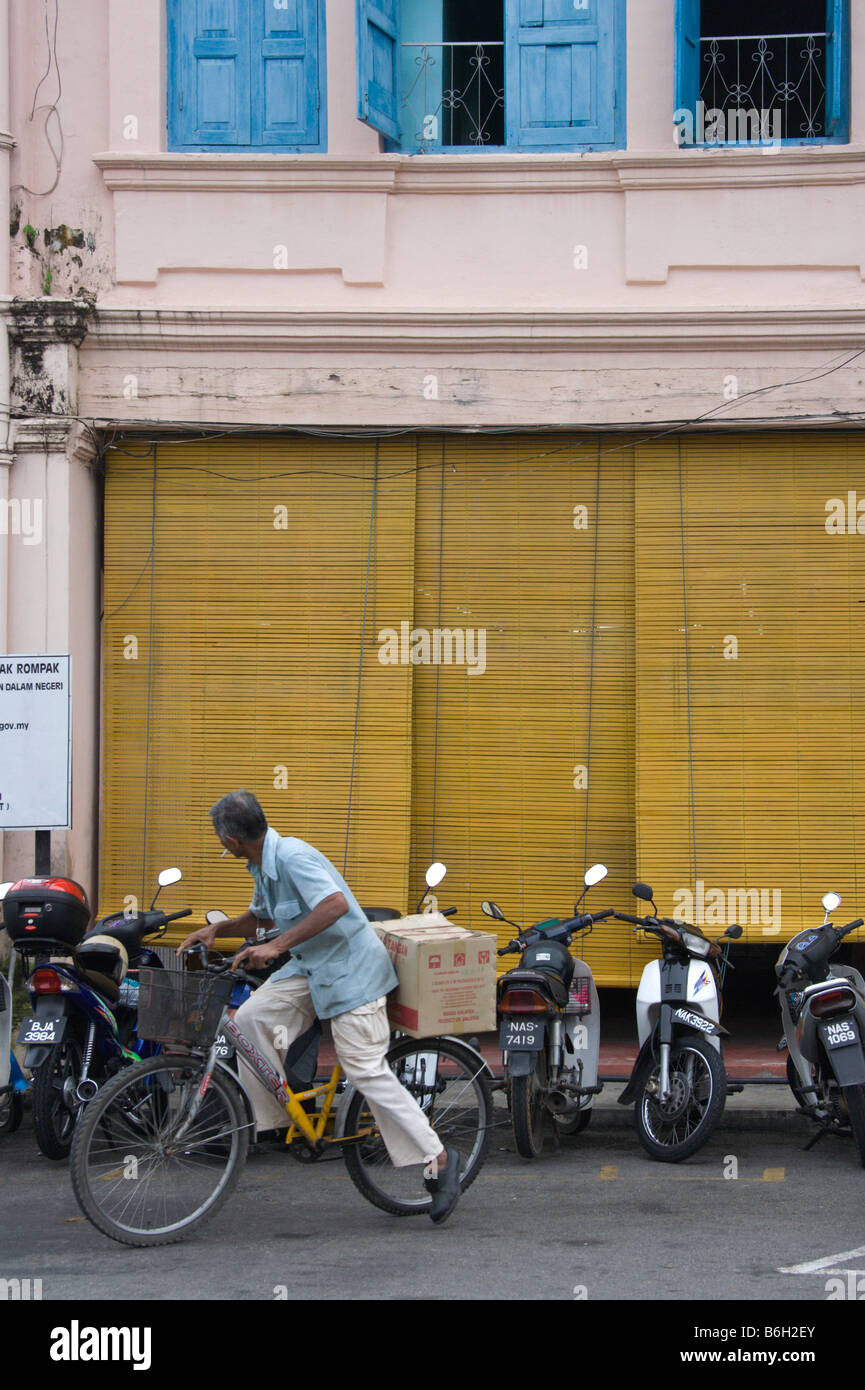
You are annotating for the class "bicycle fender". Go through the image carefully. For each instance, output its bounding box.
[214,1058,258,1139]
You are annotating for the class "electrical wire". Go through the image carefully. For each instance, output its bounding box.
[10,0,64,199]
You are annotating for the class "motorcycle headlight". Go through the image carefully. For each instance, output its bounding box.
[681,930,712,959]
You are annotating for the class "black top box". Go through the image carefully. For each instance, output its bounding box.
[3,877,91,948]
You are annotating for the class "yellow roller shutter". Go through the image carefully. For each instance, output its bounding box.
[101,436,418,921]
[409,434,638,982]
[633,432,865,944]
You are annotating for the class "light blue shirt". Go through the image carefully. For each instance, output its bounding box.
[247,828,398,1020]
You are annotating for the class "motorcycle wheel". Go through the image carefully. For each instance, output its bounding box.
[31,1033,85,1160]
[786,1055,810,1110]
[841,1084,865,1167]
[553,1105,592,1136]
[511,1051,548,1159]
[0,1089,23,1136]
[635,1035,726,1163]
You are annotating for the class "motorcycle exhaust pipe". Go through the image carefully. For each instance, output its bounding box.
[75,1078,99,1103]
[546,1089,579,1115]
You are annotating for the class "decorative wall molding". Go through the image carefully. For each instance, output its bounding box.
[86,305,865,355]
[93,146,865,196]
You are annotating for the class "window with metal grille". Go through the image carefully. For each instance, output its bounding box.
[358,0,626,154]
[401,0,505,150]
[676,0,849,146]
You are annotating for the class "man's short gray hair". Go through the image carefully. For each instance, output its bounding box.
[210,790,268,843]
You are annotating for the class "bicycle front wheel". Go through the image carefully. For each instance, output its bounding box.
[70,1055,249,1246]
[342,1036,493,1216]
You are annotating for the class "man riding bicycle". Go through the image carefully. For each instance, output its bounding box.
[178,790,462,1224]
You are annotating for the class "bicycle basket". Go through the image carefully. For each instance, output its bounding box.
[137,968,233,1047]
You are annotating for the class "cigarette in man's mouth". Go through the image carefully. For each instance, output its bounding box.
[221,848,229,858]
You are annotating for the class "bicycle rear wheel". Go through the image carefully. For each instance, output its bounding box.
[70,1055,249,1246]
[342,1036,492,1216]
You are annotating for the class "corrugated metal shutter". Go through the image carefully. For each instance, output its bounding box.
[103,431,865,985]
[101,436,417,921]
[633,432,865,945]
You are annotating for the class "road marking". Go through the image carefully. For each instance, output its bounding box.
[761,1167,785,1182]
[778,1246,865,1275]
[594,1169,784,1183]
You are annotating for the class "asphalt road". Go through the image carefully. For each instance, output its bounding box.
[3,1094,865,1306]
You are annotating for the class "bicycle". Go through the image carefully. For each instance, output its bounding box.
[69,949,493,1246]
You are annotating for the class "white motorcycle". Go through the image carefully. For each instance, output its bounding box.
[614,882,742,1162]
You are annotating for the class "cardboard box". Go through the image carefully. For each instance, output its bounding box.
[374,914,496,1038]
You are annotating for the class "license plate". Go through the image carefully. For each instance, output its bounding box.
[499,1020,545,1051]
[213,1032,235,1060]
[824,1018,859,1049]
[18,1016,67,1046]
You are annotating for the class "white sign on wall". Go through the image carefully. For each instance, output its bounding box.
[0,654,71,829]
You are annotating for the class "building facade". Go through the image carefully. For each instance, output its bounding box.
[1,0,863,983]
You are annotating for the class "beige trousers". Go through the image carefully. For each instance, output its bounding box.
[232,975,443,1168]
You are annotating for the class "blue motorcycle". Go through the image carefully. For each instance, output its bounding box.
[0,957,28,1136]
[1,868,191,1159]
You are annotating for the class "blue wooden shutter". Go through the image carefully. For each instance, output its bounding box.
[356,0,401,140]
[169,0,250,148]
[674,0,700,145]
[825,0,850,140]
[252,0,321,146]
[506,0,620,151]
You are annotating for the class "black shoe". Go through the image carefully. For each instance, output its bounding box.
[424,1147,461,1224]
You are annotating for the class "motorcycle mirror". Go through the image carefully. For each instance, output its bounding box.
[425,862,447,890]
[632,882,654,902]
[151,865,183,910]
[481,900,505,921]
[725,923,744,939]
[584,863,608,888]
[0,882,12,901]
[822,891,842,915]
[206,909,230,927]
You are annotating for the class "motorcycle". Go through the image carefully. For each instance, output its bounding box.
[0,940,28,1136]
[484,864,613,1159]
[614,881,742,1162]
[775,891,865,1163]
[1,867,191,1158]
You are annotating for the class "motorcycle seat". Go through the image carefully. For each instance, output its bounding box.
[498,969,569,1009]
[80,969,120,1005]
